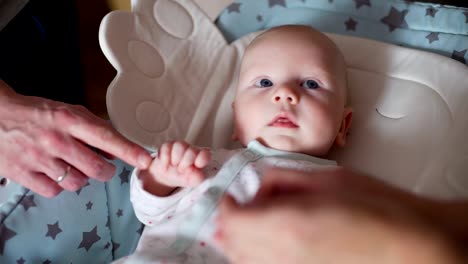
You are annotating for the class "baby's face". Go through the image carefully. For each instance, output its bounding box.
[233,27,350,156]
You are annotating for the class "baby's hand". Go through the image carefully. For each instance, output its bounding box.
[148,141,211,189]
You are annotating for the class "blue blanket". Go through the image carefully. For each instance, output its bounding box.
[216,0,468,65]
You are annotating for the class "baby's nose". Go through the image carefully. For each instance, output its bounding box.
[271,85,299,105]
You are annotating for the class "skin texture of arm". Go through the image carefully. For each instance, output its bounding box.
[0,80,152,197]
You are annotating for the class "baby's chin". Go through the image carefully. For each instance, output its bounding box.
[255,136,325,156]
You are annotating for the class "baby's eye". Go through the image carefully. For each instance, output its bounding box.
[301,80,319,89]
[255,78,273,88]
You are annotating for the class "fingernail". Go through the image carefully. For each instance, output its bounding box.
[138,153,152,168]
[103,164,116,180]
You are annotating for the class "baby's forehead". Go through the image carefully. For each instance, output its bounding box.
[245,31,342,65]
[243,35,343,71]
[248,27,332,49]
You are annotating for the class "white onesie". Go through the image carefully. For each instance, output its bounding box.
[115,140,337,263]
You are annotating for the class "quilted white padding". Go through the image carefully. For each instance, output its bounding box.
[99,0,468,199]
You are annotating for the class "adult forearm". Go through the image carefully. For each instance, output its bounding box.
[0,79,15,97]
[401,196,468,262]
[425,200,468,245]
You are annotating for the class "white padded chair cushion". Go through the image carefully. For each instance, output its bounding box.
[99,0,468,199]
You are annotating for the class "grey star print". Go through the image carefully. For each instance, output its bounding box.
[76,181,90,195]
[43,260,52,264]
[426,32,439,44]
[116,209,123,218]
[227,2,241,13]
[112,241,121,255]
[451,49,466,64]
[256,15,263,22]
[269,0,286,8]
[0,223,16,254]
[17,257,25,264]
[354,0,371,9]
[78,226,101,251]
[381,7,409,32]
[119,167,131,185]
[425,7,438,17]
[19,195,37,211]
[46,221,62,240]
[86,201,93,210]
[345,18,357,31]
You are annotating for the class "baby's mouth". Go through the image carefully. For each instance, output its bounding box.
[268,114,299,128]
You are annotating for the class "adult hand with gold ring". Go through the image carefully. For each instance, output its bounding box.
[0,80,153,197]
[55,166,71,184]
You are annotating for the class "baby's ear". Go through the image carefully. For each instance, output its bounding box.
[334,107,353,148]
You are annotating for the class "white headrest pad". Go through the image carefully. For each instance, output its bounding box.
[99,0,468,199]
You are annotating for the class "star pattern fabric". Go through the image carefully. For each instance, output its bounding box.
[45,221,62,240]
[345,18,358,31]
[78,226,101,251]
[119,167,131,185]
[19,195,36,211]
[426,32,439,44]
[217,1,468,66]
[269,0,286,8]
[76,181,90,195]
[0,161,141,262]
[227,2,241,14]
[452,49,467,64]
[381,7,409,32]
[426,6,438,17]
[112,241,121,255]
[86,201,93,210]
[0,224,16,255]
[116,209,123,217]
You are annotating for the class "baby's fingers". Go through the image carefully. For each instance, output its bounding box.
[183,166,205,186]
[171,141,189,166]
[158,142,173,168]
[179,147,199,171]
[194,149,211,168]
[178,146,210,171]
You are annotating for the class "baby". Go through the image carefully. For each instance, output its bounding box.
[116,25,352,263]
